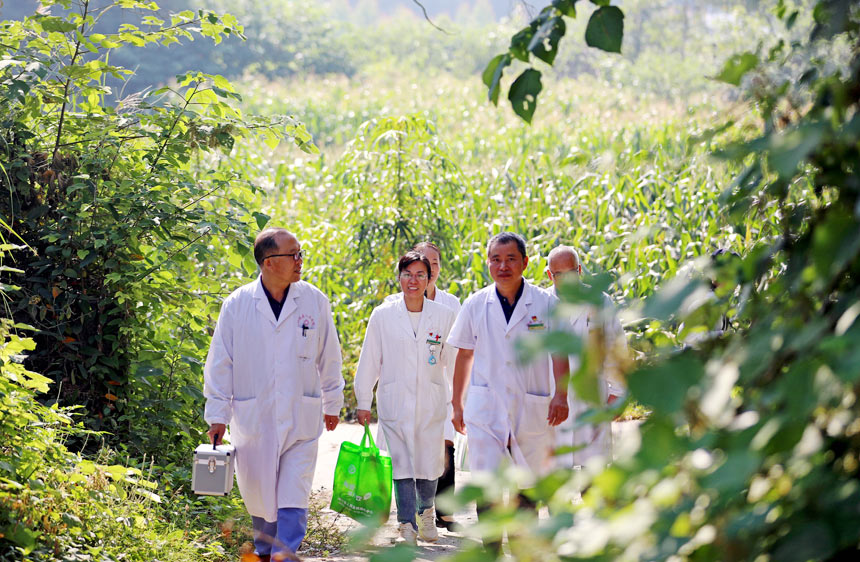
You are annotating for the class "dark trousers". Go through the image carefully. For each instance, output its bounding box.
[435,441,456,524]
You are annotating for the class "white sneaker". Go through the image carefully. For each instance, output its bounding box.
[399,522,418,545]
[417,507,439,542]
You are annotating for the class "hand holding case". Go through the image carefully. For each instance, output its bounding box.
[192,433,236,496]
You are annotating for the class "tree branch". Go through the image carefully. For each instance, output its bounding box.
[411,1,451,34]
[52,0,89,164]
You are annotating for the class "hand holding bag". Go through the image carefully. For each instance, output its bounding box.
[329,423,392,524]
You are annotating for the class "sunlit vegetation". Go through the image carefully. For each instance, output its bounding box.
[2,0,858,559]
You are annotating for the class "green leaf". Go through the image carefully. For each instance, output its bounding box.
[62,512,84,528]
[556,272,612,307]
[37,16,78,33]
[509,24,538,62]
[641,276,710,322]
[585,6,624,54]
[714,52,759,86]
[6,524,38,551]
[773,521,835,562]
[628,354,704,414]
[508,69,543,124]
[768,121,826,178]
[516,328,584,365]
[528,16,566,65]
[253,212,271,230]
[482,54,511,106]
[638,414,686,466]
[571,359,601,404]
[701,450,760,494]
[552,0,577,17]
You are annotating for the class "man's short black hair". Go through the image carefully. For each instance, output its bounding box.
[254,228,290,266]
[487,232,527,259]
[398,251,431,277]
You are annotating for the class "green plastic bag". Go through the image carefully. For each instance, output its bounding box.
[330,423,392,524]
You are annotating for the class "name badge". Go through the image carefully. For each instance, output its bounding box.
[426,332,441,365]
[299,314,316,337]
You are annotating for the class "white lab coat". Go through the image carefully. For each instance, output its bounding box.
[551,289,627,467]
[204,278,344,522]
[355,295,457,480]
[447,281,558,476]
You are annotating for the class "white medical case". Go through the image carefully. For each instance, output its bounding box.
[192,442,236,496]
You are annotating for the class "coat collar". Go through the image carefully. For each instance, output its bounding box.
[393,293,433,340]
[487,279,536,334]
[254,276,300,328]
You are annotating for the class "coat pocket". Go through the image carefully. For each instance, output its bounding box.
[230,397,259,446]
[425,379,447,423]
[463,384,492,426]
[519,392,551,437]
[296,395,323,440]
[376,381,399,422]
[296,325,318,359]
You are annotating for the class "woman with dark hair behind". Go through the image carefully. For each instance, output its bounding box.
[411,241,461,531]
[354,252,458,544]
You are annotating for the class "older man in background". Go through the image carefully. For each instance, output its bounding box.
[546,245,628,468]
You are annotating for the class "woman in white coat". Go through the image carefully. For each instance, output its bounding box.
[355,252,457,545]
[413,241,461,531]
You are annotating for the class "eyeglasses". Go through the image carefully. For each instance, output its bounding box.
[265,250,305,261]
[399,272,428,281]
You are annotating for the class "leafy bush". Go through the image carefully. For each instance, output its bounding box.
[0,315,252,560]
[0,0,314,458]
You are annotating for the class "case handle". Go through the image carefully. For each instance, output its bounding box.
[212,432,219,451]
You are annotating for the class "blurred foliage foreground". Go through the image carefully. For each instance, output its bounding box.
[1,0,860,560]
[429,1,860,561]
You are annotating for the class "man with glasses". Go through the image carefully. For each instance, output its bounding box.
[546,245,627,469]
[204,227,344,561]
[448,232,570,552]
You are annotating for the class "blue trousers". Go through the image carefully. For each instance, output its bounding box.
[251,508,308,556]
[394,478,437,529]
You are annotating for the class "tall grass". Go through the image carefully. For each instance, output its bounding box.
[210,70,770,411]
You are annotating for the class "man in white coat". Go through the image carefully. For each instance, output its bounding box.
[449,232,570,548]
[546,245,627,468]
[204,228,344,561]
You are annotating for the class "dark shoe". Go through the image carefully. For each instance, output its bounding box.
[258,556,271,562]
[436,515,456,531]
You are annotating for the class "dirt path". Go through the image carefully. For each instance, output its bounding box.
[302,422,479,561]
[297,421,642,561]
